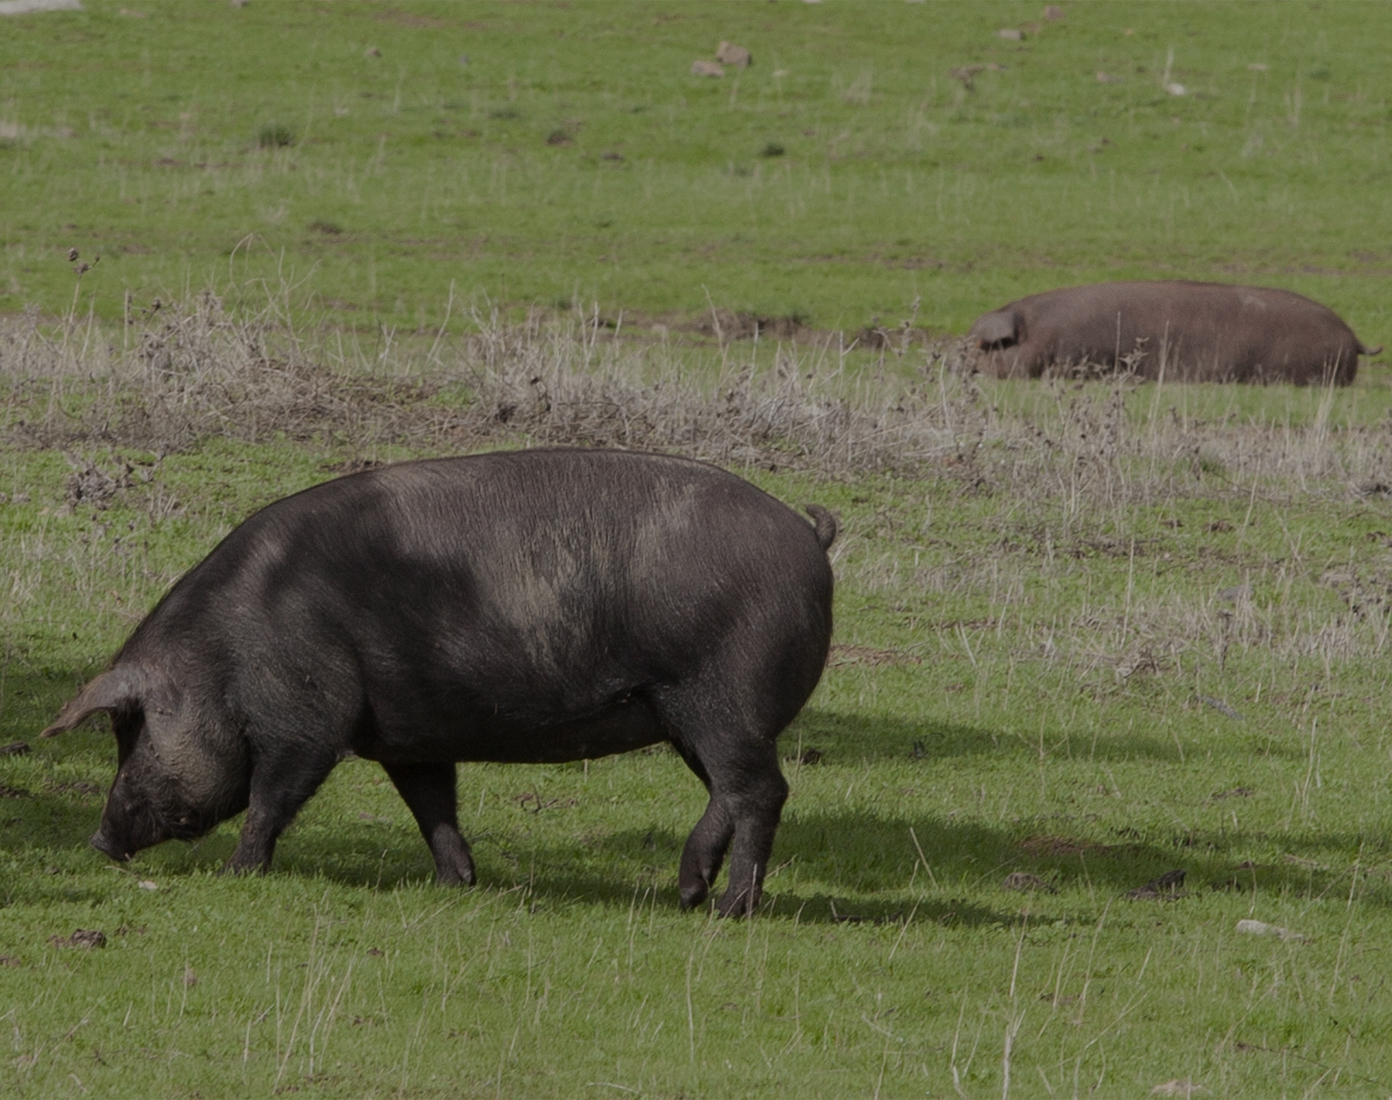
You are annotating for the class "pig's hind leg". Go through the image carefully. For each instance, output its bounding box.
[663,695,789,918]
[382,761,476,885]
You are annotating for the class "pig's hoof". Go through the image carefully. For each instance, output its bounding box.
[714,889,757,919]
[435,864,476,887]
[679,881,710,911]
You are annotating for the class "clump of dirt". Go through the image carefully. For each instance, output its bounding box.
[49,929,107,949]
[63,454,135,509]
[1019,834,1105,857]
[1003,871,1057,893]
[689,310,810,342]
[1126,869,1187,900]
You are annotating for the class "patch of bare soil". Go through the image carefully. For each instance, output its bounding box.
[687,309,811,342]
[1019,834,1106,857]
[1003,871,1058,893]
[1126,869,1187,900]
[49,929,106,949]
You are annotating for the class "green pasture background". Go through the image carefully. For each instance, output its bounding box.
[1,0,1389,337]
[7,2,1392,1097]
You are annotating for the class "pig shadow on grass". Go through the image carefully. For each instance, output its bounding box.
[788,706,1191,766]
[13,698,1377,914]
[12,790,1389,920]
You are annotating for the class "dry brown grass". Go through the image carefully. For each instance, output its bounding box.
[5,285,1390,500]
[0,292,973,472]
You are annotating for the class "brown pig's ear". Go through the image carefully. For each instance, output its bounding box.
[41,668,149,738]
[971,309,1021,348]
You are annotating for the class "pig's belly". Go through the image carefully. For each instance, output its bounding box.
[354,692,669,765]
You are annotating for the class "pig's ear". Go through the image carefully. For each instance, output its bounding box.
[41,668,149,738]
[971,309,1021,348]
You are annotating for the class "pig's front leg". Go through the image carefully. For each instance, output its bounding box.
[224,751,340,875]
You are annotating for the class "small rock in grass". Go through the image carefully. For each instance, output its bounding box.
[998,27,1023,40]
[691,60,724,78]
[1165,82,1187,96]
[1197,695,1242,720]
[716,41,751,68]
[1236,918,1308,942]
[138,880,159,891]
[950,64,984,89]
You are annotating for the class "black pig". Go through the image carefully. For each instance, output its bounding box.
[43,449,837,917]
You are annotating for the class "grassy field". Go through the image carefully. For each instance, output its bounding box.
[7,308,1392,1096]
[2,0,1391,337]
[6,1,1392,1098]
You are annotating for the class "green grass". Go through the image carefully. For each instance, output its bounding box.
[1,0,1390,340]
[9,376,1392,1094]
[7,1,1392,1096]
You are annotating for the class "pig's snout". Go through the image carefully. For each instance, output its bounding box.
[89,829,132,862]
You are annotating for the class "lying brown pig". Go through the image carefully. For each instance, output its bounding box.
[969,281,1380,384]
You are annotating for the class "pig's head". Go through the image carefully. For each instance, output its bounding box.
[41,664,251,862]
[968,308,1023,351]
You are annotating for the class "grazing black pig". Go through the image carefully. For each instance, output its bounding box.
[969,280,1380,384]
[43,449,837,917]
